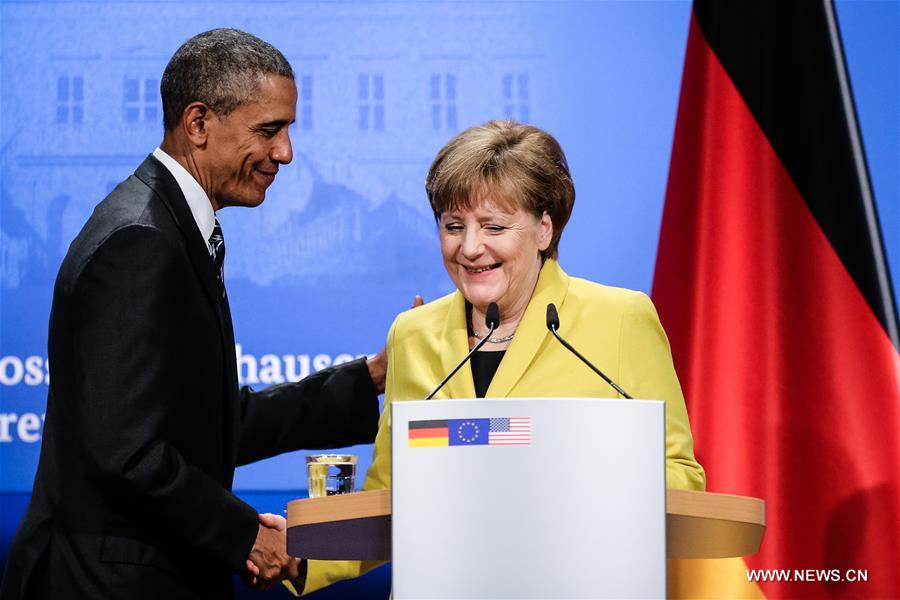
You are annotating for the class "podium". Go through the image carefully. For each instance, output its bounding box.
[288,398,765,598]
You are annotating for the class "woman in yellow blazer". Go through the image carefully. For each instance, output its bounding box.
[287,120,705,596]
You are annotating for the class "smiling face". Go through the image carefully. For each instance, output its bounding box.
[203,74,297,209]
[440,199,553,323]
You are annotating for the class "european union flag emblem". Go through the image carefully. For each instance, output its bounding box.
[448,418,490,446]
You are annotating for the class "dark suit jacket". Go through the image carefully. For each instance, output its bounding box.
[0,155,379,600]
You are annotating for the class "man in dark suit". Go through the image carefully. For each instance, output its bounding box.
[0,29,383,599]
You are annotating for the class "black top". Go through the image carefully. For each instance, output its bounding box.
[471,350,506,398]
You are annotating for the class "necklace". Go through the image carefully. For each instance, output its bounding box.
[471,330,515,344]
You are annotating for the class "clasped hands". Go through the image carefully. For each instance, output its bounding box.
[243,295,425,591]
[244,512,301,591]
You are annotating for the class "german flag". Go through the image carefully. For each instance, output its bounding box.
[408,419,449,447]
[653,1,900,598]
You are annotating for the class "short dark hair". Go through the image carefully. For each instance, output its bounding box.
[161,28,294,131]
[425,120,575,260]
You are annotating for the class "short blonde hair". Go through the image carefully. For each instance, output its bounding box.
[425,120,575,260]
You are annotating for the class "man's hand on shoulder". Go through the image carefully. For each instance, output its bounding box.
[366,295,425,394]
[366,348,387,395]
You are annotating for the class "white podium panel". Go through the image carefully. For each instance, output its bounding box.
[391,398,665,599]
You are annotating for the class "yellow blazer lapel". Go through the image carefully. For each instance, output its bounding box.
[436,290,477,399]
[486,260,570,398]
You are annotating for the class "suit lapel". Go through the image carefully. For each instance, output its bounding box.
[436,291,477,399]
[135,155,225,328]
[486,259,570,398]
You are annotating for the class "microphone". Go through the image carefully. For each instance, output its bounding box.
[425,302,500,400]
[546,303,632,399]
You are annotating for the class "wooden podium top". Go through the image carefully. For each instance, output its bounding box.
[666,489,765,558]
[286,488,764,560]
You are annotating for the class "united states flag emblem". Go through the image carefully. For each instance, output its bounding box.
[488,416,532,446]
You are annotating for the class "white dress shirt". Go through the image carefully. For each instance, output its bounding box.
[152,147,216,254]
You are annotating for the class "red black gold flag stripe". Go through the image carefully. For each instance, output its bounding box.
[408,419,449,447]
[653,1,900,598]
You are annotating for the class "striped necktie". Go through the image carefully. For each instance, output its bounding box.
[208,218,225,292]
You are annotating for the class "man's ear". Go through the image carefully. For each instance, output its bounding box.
[182,102,211,148]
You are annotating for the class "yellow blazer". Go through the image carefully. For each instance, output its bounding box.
[294,259,705,595]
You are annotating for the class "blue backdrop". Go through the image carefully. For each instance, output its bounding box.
[1,1,897,597]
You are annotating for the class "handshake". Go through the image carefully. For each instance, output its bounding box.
[244,512,305,592]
